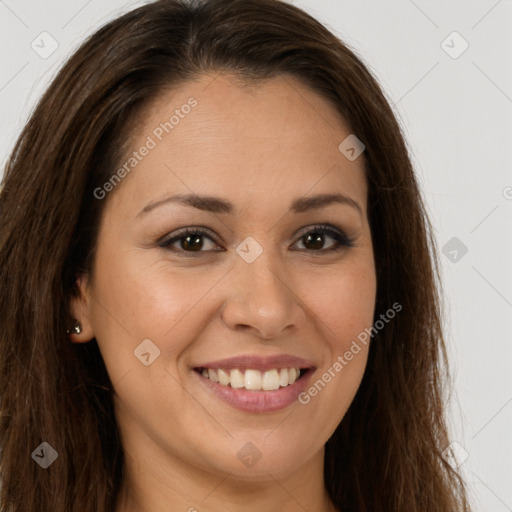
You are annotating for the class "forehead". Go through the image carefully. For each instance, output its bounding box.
[107,72,368,218]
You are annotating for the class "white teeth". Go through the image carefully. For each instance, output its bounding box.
[200,367,303,390]
[262,369,280,391]
[244,369,262,390]
[288,368,298,384]
[218,368,230,386]
[230,369,245,388]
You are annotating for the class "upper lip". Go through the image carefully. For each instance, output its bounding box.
[194,354,316,372]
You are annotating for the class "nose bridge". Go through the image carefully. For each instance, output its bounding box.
[220,241,304,338]
[237,243,289,308]
[241,250,284,298]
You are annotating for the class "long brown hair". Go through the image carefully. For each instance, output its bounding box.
[0,0,472,510]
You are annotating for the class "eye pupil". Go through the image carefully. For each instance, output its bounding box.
[182,235,203,251]
[304,233,324,250]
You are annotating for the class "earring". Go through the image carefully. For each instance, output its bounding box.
[67,321,82,335]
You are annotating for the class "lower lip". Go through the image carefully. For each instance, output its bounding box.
[194,370,313,413]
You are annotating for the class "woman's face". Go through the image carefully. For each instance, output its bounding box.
[72,73,376,481]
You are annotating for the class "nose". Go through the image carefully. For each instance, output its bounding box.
[220,251,306,340]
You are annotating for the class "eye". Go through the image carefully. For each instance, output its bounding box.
[291,224,355,252]
[158,227,223,254]
[158,223,355,256]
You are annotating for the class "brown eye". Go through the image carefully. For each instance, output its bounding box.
[302,232,326,250]
[180,234,205,251]
[159,228,223,254]
[292,225,355,252]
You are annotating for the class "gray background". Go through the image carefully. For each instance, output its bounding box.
[1,1,511,510]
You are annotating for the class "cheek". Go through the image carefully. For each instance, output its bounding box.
[87,244,219,389]
[294,259,376,427]
[91,247,214,335]
[303,260,377,349]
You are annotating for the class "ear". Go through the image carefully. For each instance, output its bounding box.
[68,274,95,343]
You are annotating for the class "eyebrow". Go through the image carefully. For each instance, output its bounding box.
[137,192,363,218]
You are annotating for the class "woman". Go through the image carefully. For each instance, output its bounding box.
[0,0,472,510]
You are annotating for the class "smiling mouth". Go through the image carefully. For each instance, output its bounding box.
[194,367,310,391]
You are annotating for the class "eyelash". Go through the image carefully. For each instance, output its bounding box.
[158,224,356,256]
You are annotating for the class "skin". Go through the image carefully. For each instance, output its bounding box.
[70,72,377,512]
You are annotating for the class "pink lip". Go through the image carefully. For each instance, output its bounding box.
[194,354,315,372]
[192,354,316,413]
[194,369,314,413]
